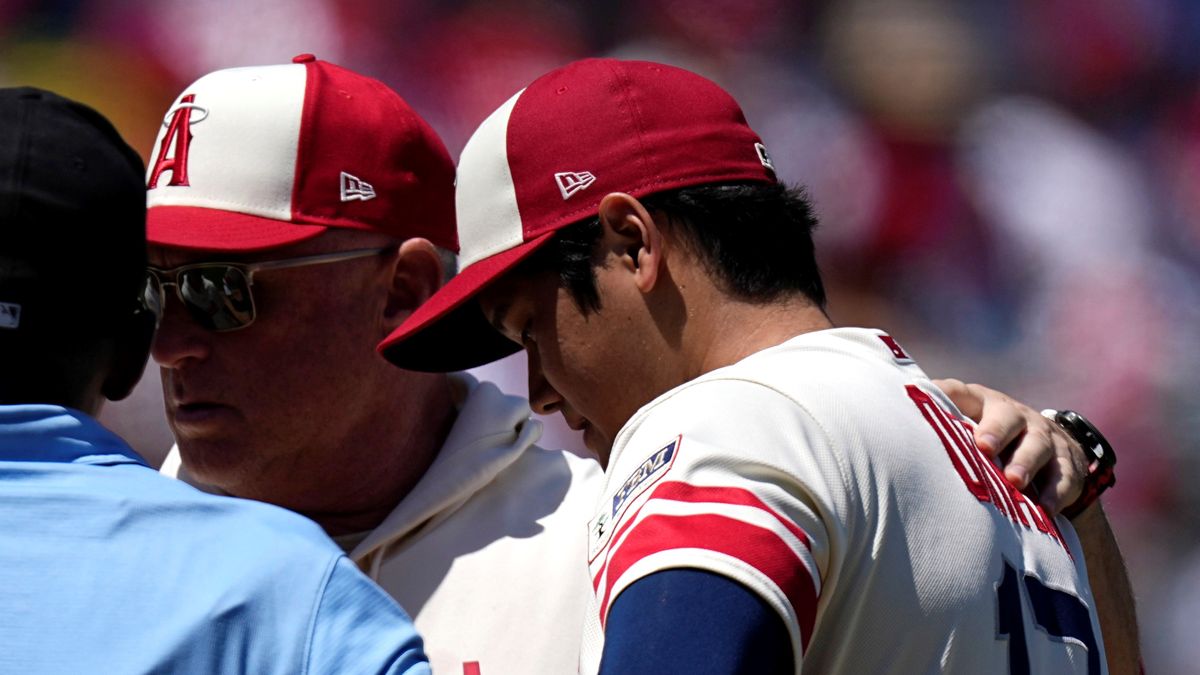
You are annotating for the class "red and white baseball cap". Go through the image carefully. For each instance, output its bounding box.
[146,54,457,252]
[380,58,777,372]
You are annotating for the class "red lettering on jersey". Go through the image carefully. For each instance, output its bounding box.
[148,94,197,188]
[906,386,1066,549]
[910,386,991,503]
[463,662,481,675]
[879,334,911,360]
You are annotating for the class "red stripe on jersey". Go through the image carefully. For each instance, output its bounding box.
[650,481,813,548]
[599,511,818,653]
[591,481,813,592]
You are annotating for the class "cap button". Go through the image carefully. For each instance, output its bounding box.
[292,53,317,63]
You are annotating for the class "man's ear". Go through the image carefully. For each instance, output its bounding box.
[597,192,664,293]
[381,237,446,333]
[101,306,156,402]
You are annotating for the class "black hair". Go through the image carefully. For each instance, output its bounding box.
[524,182,826,314]
[0,326,113,408]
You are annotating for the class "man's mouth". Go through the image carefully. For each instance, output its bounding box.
[170,400,236,428]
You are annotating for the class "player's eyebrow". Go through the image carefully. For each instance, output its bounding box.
[487,301,513,341]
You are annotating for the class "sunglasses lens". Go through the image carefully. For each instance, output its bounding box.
[178,266,255,331]
[140,273,163,320]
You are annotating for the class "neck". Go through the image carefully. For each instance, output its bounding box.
[296,372,457,536]
[687,292,833,379]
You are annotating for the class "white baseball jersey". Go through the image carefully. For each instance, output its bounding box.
[164,374,602,675]
[582,328,1105,674]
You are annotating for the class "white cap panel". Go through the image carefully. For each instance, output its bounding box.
[146,64,306,221]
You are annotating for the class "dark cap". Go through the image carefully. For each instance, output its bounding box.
[0,87,147,333]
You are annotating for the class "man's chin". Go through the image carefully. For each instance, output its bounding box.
[582,425,615,468]
[174,440,249,496]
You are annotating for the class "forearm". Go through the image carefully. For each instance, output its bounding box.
[1072,502,1142,675]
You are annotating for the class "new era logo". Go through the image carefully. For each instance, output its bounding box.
[0,302,21,330]
[554,171,596,200]
[340,172,376,202]
[755,143,775,173]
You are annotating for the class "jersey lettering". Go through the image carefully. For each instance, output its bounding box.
[996,559,1100,674]
[906,385,1065,549]
[148,94,198,188]
[878,334,912,361]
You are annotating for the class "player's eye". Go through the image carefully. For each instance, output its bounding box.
[520,320,534,346]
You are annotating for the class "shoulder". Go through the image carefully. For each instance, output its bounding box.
[616,375,830,474]
[626,330,897,433]
[308,557,430,674]
[126,472,346,572]
[621,329,937,452]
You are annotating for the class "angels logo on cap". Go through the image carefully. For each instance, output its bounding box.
[378,58,777,372]
[148,95,206,189]
[146,54,458,253]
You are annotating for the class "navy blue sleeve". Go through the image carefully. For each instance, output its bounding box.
[599,568,793,675]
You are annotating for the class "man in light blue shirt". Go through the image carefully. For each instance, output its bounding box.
[0,87,430,674]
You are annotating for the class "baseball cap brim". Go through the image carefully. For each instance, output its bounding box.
[148,205,329,252]
[378,230,556,372]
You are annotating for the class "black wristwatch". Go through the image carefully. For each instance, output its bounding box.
[1042,409,1117,519]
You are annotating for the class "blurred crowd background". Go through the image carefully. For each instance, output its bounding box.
[3,0,1198,670]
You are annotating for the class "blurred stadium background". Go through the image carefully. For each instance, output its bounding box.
[3,0,1198,670]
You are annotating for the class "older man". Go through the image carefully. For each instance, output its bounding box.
[144,55,599,674]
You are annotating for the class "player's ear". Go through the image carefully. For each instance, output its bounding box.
[597,192,663,293]
[101,305,156,402]
[381,237,444,334]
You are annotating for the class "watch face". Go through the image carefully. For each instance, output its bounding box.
[1055,410,1117,519]
[1057,410,1116,469]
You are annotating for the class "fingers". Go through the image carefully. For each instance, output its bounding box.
[1035,425,1088,516]
[934,379,1027,457]
[1002,423,1057,494]
[932,378,975,414]
[979,405,1087,513]
[934,378,1092,515]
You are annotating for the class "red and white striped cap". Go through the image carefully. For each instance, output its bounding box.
[145,54,457,253]
[380,58,776,372]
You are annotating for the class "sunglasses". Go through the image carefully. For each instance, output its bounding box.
[142,247,391,332]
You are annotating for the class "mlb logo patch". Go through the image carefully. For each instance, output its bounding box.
[589,436,681,563]
[612,438,679,518]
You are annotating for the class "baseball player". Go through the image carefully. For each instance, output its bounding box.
[381,59,1136,674]
[0,87,428,674]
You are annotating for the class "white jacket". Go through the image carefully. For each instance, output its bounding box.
[163,374,601,675]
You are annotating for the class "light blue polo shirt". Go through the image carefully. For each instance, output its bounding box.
[0,404,430,674]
